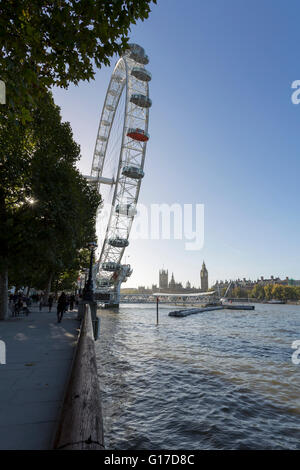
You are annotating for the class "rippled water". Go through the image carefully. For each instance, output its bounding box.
[95,303,300,449]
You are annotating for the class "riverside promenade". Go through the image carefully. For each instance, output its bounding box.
[0,304,80,450]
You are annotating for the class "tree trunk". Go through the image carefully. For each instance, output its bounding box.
[43,272,53,304]
[0,267,8,320]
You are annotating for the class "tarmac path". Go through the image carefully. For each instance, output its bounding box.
[0,304,79,450]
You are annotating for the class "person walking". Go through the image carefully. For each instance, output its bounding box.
[17,294,23,316]
[69,294,75,311]
[57,292,67,323]
[48,295,54,312]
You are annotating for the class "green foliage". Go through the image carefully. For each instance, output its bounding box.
[249,283,300,302]
[0,0,156,118]
[230,286,249,298]
[6,90,101,292]
[249,284,265,300]
[55,269,79,292]
[264,284,273,300]
[0,119,34,270]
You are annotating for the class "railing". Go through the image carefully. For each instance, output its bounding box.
[53,304,104,450]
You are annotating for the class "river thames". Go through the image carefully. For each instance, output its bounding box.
[95,303,300,450]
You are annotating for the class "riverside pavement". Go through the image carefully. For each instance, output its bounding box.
[0,304,80,450]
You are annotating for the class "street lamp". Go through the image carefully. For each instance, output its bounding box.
[82,241,97,301]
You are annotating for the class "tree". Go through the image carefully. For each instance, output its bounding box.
[26,93,100,285]
[0,114,34,318]
[284,286,298,301]
[249,284,265,300]
[271,285,284,301]
[53,248,91,294]
[0,0,156,117]
[264,284,273,300]
[2,92,101,318]
[231,286,248,298]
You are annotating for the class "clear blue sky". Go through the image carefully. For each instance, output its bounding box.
[53,0,300,288]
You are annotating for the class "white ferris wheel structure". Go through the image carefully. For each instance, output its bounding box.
[87,44,152,307]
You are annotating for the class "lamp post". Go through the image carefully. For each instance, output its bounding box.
[82,241,97,301]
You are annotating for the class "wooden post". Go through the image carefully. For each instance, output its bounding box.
[156,296,159,325]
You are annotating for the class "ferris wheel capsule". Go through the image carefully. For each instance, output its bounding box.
[115,203,137,217]
[102,262,121,272]
[131,67,152,82]
[130,93,152,108]
[108,238,129,248]
[98,278,112,287]
[127,43,149,65]
[127,128,149,142]
[122,166,144,180]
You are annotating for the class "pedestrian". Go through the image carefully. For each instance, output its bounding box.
[39,298,43,311]
[22,299,30,316]
[57,292,67,323]
[65,296,69,312]
[17,294,23,313]
[48,295,54,312]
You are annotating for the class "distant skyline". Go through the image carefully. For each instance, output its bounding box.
[53,0,300,288]
[126,264,297,291]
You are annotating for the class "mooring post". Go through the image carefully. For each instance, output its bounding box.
[156,296,159,325]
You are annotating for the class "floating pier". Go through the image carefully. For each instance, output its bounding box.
[169,304,255,317]
[224,304,255,310]
[169,306,224,317]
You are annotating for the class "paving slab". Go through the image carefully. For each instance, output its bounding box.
[0,305,80,449]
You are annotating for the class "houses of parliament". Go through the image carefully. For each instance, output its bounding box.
[124,262,209,294]
[158,261,209,293]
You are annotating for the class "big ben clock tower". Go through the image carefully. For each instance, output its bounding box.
[200,261,208,292]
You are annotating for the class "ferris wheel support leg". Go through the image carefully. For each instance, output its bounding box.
[115,283,121,306]
[109,282,121,308]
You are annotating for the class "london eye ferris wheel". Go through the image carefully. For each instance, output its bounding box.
[87,44,152,307]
